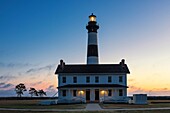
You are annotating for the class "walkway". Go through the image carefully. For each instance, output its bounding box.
[85,103,102,111]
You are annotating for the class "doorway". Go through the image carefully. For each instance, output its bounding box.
[86,89,90,101]
[95,89,99,101]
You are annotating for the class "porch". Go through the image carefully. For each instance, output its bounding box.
[57,87,128,104]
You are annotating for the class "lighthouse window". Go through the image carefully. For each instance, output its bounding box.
[62,77,66,83]
[73,77,77,83]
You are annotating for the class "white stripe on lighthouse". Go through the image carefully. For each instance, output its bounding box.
[88,32,98,45]
[87,56,98,64]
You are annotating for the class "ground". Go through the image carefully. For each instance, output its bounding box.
[0,99,170,113]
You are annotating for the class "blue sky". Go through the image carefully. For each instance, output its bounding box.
[0,0,170,96]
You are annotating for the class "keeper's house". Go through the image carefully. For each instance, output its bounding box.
[55,14,130,103]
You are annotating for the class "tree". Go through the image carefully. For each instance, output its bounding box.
[29,88,38,97]
[37,89,46,97]
[15,83,27,97]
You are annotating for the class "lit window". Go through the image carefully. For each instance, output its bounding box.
[62,77,66,83]
[95,76,99,83]
[73,77,77,83]
[62,90,66,97]
[108,76,112,83]
[86,76,90,83]
[119,76,123,83]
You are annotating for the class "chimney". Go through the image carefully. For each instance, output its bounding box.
[60,59,65,70]
[120,59,125,67]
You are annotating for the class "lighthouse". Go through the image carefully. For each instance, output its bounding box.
[55,14,130,104]
[86,13,99,64]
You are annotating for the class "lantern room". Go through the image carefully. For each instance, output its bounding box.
[89,13,96,22]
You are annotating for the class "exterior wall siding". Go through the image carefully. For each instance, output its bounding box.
[58,74,127,87]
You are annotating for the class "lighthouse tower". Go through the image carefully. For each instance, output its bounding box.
[86,13,99,64]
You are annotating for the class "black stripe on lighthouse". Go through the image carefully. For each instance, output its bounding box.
[87,45,98,57]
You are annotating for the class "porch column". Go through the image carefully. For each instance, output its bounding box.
[68,89,71,100]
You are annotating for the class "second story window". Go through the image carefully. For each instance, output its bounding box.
[62,77,66,83]
[95,76,99,83]
[73,77,77,83]
[119,76,123,83]
[108,76,112,83]
[86,76,90,83]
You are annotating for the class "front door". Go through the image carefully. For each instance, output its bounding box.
[95,89,99,101]
[86,89,90,101]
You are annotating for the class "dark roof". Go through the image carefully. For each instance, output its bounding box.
[55,64,130,74]
[58,84,128,89]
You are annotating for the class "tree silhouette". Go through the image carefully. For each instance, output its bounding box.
[37,89,46,97]
[15,83,27,97]
[29,87,38,97]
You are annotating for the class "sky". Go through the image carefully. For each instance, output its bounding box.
[0,0,170,97]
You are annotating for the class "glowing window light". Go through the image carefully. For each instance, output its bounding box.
[89,13,96,22]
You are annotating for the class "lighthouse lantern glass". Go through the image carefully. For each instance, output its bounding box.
[89,16,96,22]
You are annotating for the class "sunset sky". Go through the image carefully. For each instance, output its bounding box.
[0,0,170,97]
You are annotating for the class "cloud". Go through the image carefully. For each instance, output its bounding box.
[0,62,34,68]
[26,64,55,74]
[30,81,42,86]
[128,85,170,96]
[0,82,14,89]
[128,79,135,82]
[0,73,16,81]
[46,85,55,90]
[45,85,58,97]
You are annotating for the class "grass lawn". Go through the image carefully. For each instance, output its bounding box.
[100,100,170,109]
[1,99,170,113]
[1,110,170,113]
[0,99,86,109]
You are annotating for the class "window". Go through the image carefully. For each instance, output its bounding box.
[108,76,112,83]
[108,89,112,96]
[62,77,66,83]
[73,77,77,83]
[86,76,90,83]
[62,90,66,97]
[73,90,77,97]
[95,76,99,83]
[119,76,123,83]
[119,89,123,96]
